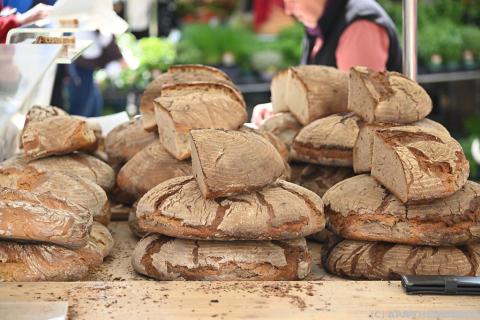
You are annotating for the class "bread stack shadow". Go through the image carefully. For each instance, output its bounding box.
[0,106,115,281]
[320,67,480,280]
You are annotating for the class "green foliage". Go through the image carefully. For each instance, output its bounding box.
[461,25,480,59]
[134,37,177,72]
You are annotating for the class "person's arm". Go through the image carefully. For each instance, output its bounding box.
[335,19,390,72]
[0,15,19,43]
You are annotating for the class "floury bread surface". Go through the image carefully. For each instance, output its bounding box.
[190,129,285,199]
[117,141,192,201]
[89,222,114,258]
[154,91,247,160]
[18,171,110,226]
[348,67,432,123]
[0,241,88,282]
[259,112,302,154]
[137,176,325,240]
[132,233,312,281]
[23,105,69,132]
[18,153,115,192]
[285,66,349,125]
[323,174,480,246]
[0,155,29,189]
[371,126,469,203]
[23,116,96,159]
[0,187,91,250]
[297,164,355,197]
[321,235,480,280]
[104,117,158,164]
[353,118,450,173]
[291,113,365,166]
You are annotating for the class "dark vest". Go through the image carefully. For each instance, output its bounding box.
[300,0,403,73]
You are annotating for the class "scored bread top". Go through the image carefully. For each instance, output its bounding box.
[372,126,469,203]
[323,174,480,246]
[137,176,325,240]
[154,92,247,133]
[104,117,158,164]
[24,105,68,130]
[190,129,285,199]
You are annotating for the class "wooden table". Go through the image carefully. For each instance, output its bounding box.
[1,221,479,319]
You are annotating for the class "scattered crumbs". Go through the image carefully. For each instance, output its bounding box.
[210,300,219,303]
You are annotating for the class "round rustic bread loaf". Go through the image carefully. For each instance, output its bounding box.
[323,174,480,246]
[298,164,355,197]
[371,126,469,204]
[132,233,312,281]
[348,67,432,123]
[23,105,69,132]
[23,116,96,160]
[104,117,158,164]
[74,241,103,268]
[190,128,285,199]
[322,234,480,280]
[128,201,148,238]
[89,222,114,258]
[259,112,302,154]
[0,187,91,249]
[291,113,365,166]
[117,141,192,201]
[18,171,111,226]
[0,241,88,282]
[137,176,325,240]
[18,153,115,191]
[0,154,30,189]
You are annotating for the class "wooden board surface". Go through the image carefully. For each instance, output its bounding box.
[2,221,479,319]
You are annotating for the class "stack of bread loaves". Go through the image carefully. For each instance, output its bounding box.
[0,106,115,281]
[131,128,326,281]
[321,67,480,280]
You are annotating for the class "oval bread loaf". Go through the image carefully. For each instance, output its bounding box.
[0,241,88,282]
[23,105,69,133]
[291,113,365,166]
[74,241,103,268]
[89,221,114,258]
[321,235,480,280]
[371,126,469,203]
[137,176,325,240]
[190,129,285,199]
[259,112,302,153]
[323,174,480,246]
[132,233,312,281]
[348,66,432,123]
[298,164,355,197]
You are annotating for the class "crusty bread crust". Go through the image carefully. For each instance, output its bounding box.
[0,155,30,189]
[298,164,355,197]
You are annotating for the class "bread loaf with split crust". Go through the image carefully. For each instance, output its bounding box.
[190,129,285,199]
[18,153,115,192]
[0,187,91,250]
[74,241,103,268]
[348,66,432,123]
[129,201,148,238]
[321,235,480,280]
[105,117,158,164]
[0,241,89,282]
[18,171,110,226]
[117,141,192,201]
[137,176,324,240]
[285,66,349,125]
[298,164,355,197]
[23,105,69,133]
[260,112,302,154]
[0,155,29,189]
[23,116,96,159]
[291,113,365,166]
[371,126,469,203]
[323,174,480,246]
[132,233,312,281]
[353,118,450,173]
[89,221,114,258]
[154,92,247,160]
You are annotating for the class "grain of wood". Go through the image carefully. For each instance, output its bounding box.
[23,116,96,159]
[117,141,192,200]
[137,176,325,240]
[132,233,312,281]
[18,171,110,226]
[291,113,365,166]
[348,66,432,123]
[191,129,285,198]
[0,154,30,189]
[286,66,349,125]
[0,241,88,282]
[353,118,450,173]
[323,174,480,246]
[104,117,158,165]
[298,164,355,197]
[154,92,247,160]
[371,126,469,203]
[18,153,115,192]
[0,187,90,250]
[322,235,480,280]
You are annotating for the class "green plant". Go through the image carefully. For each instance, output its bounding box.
[461,25,480,60]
